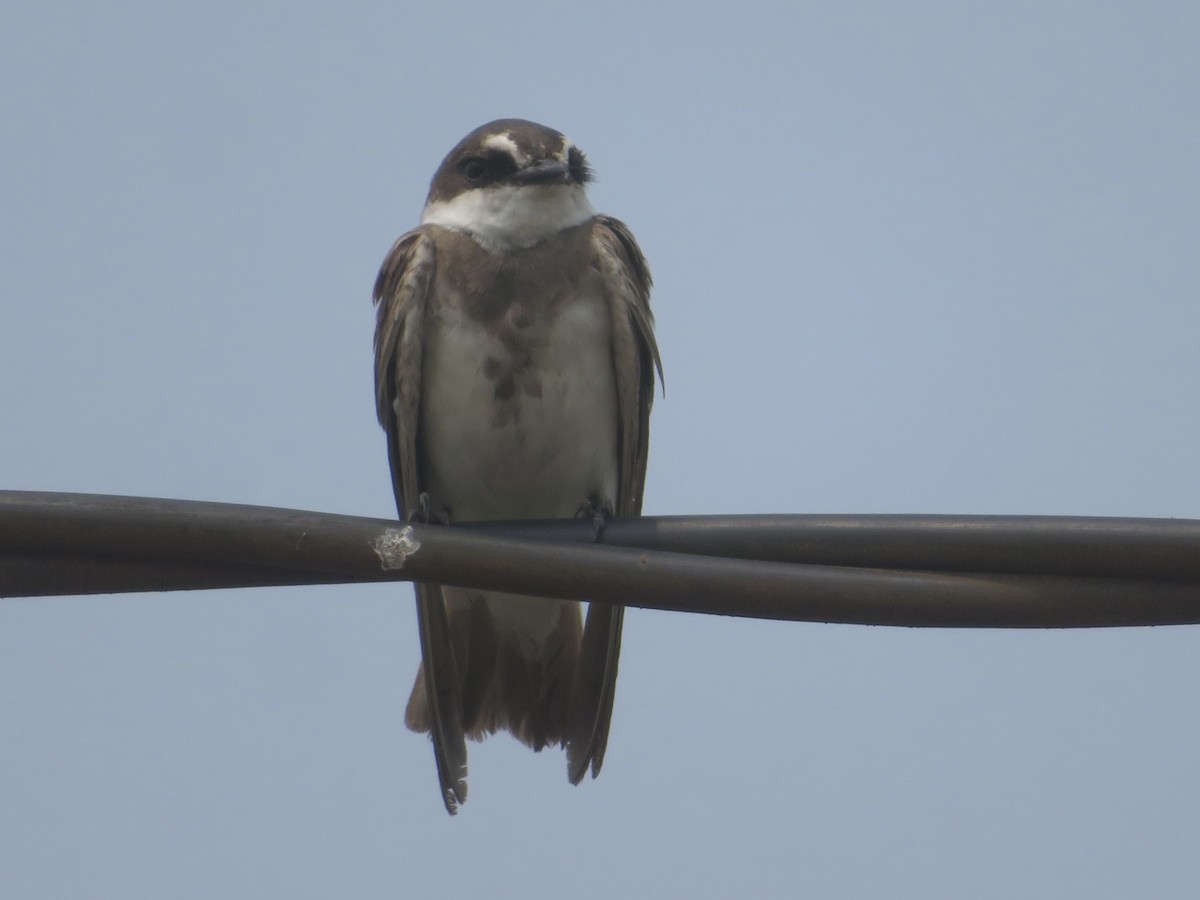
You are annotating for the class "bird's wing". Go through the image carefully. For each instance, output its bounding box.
[567,215,663,784]
[373,228,468,814]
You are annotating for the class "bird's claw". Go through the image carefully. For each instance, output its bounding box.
[576,495,615,541]
[409,492,451,526]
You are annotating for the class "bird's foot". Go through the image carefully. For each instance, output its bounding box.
[409,492,451,526]
[576,495,615,541]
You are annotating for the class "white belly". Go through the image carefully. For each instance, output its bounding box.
[420,288,618,645]
[420,288,619,523]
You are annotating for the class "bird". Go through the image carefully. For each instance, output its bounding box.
[372,119,661,813]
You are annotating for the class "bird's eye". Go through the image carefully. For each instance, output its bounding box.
[460,157,488,183]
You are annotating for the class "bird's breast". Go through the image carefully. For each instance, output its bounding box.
[419,283,619,522]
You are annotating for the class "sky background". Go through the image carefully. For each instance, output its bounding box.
[2,2,1199,897]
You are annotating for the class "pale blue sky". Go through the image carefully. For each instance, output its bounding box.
[2,2,1199,897]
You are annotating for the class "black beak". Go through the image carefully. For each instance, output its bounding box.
[510,160,571,186]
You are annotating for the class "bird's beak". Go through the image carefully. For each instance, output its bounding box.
[510,160,571,185]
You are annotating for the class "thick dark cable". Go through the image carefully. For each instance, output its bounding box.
[1,491,1198,628]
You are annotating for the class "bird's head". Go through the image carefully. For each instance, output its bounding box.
[421,119,596,252]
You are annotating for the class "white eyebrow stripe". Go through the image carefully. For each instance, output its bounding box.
[483,132,526,166]
[557,135,575,162]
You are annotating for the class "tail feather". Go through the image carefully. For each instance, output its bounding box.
[566,601,624,784]
[408,582,468,814]
[405,594,583,757]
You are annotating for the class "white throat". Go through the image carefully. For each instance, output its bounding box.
[421,184,595,253]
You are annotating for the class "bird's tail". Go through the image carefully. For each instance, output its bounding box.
[405,593,583,752]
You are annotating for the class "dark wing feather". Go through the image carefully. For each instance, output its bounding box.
[373,228,468,814]
[567,215,662,784]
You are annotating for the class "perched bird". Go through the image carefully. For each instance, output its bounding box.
[372,119,661,813]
